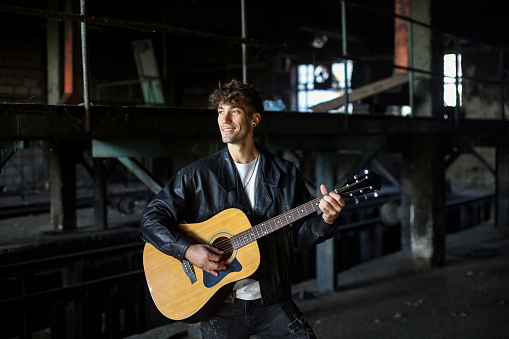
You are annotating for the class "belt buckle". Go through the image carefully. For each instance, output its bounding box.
[224,291,236,303]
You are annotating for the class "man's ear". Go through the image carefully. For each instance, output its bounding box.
[252,112,261,127]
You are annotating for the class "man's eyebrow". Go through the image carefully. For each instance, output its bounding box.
[218,104,243,110]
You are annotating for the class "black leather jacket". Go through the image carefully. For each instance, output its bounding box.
[140,146,336,306]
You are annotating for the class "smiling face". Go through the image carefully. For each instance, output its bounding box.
[217,101,260,146]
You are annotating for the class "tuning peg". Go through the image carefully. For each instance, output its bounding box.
[353,174,358,180]
[354,198,359,204]
[364,169,369,174]
[363,194,368,201]
[374,192,379,198]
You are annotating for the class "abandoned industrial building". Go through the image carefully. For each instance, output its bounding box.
[0,0,508,338]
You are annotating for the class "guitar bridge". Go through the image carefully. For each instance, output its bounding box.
[182,259,197,284]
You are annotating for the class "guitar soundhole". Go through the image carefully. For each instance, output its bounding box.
[212,236,234,263]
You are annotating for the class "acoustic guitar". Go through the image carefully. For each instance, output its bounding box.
[143,169,381,323]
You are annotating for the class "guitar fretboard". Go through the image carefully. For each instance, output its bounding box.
[230,197,322,250]
[228,174,377,250]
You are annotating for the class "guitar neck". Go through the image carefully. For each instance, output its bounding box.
[229,172,380,250]
[230,196,322,250]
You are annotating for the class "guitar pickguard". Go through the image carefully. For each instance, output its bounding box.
[203,258,242,288]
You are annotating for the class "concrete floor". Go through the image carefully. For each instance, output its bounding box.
[127,221,509,339]
[1,190,507,339]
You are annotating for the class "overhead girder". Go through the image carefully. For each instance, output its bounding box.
[0,104,507,146]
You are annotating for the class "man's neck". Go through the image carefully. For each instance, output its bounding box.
[228,142,259,164]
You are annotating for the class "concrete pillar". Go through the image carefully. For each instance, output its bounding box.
[400,158,412,255]
[47,0,79,232]
[94,158,108,229]
[315,151,337,292]
[49,141,77,231]
[402,135,446,268]
[496,142,509,227]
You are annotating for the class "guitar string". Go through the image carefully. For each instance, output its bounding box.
[211,156,260,253]
[210,185,372,253]
[210,178,374,251]
[210,180,373,252]
[214,154,259,252]
[210,193,328,252]
[210,195,322,252]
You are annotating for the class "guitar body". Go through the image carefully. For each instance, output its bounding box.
[143,208,260,323]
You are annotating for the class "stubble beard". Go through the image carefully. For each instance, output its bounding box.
[220,126,252,145]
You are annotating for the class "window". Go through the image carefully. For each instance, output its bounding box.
[297,61,353,113]
[444,53,462,107]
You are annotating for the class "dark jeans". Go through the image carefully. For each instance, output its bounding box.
[199,298,316,339]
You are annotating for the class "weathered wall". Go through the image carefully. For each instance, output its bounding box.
[0,17,46,104]
[446,148,496,190]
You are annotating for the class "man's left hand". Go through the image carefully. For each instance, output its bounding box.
[319,184,345,225]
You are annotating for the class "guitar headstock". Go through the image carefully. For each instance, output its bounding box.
[334,169,382,204]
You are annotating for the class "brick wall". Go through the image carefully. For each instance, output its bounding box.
[0,16,47,104]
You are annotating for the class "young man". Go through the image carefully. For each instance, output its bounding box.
[140,79,344,338]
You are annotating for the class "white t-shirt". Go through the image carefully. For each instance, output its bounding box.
[234,156,259,211]
[233,156,261,300]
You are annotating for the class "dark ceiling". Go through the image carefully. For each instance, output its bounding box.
[2,0,508,50]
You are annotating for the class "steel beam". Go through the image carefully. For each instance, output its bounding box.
[0,148,16,169]
[1,105,508,144]
[116,157,163,195]
[0,141,24,169]
[92,139,222,159]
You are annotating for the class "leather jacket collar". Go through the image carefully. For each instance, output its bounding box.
[217,145,280,189]
[217,145,279,218]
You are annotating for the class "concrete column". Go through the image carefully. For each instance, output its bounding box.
[403,135,446,268]
[496,142,509,227]
[93,158,108,229]
[400,156,412,255]
[49,141,77,231]
[315,151,337,292]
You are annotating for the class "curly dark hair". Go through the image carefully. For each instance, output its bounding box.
[209,79,264,115]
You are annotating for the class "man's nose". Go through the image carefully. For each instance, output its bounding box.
[222,112,232,123]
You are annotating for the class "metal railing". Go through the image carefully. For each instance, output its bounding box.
[0,1,506,122]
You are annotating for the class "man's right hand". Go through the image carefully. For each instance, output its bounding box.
[184,244,226,276]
